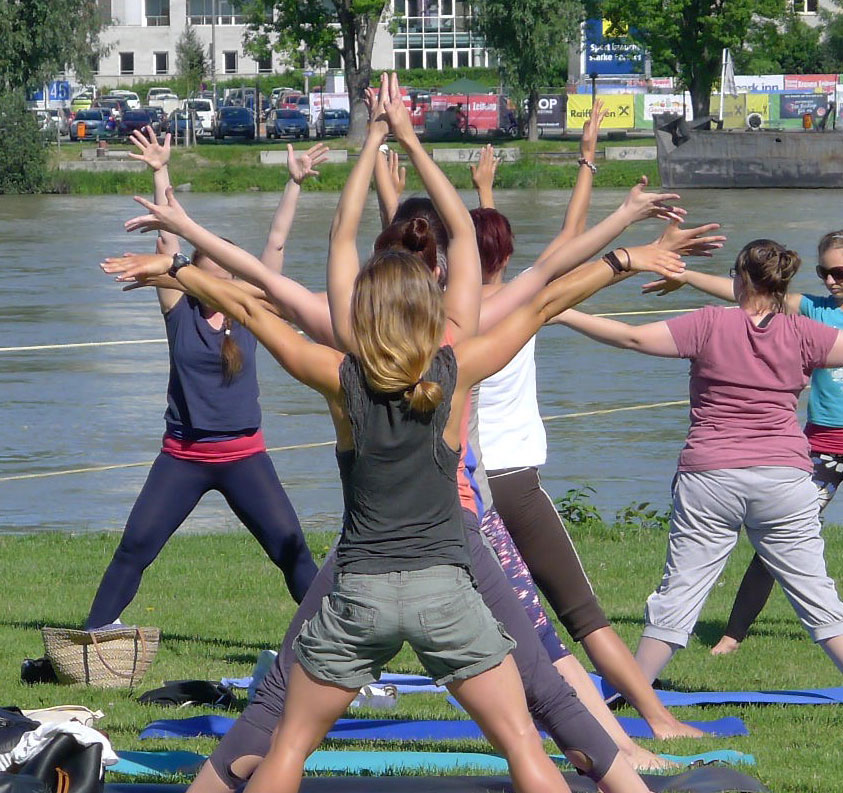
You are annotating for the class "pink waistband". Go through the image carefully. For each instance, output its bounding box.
[161,430,266,463]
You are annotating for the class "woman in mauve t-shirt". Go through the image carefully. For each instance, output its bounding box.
[557,238,843,683]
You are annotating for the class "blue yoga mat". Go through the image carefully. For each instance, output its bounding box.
[220,671,447,695]
[139,712,747,743]
[111,752,207,778]
[587,673,843,706]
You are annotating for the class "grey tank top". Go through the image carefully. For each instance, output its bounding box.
[335,346,471,574]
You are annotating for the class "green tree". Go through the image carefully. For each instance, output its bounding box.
[593,0,786,119]
[735,12,823,75]
[0,91,47,194]
[474,0,577,141]
[0,0,106,91]
[176,24,210,94]
[238,0,388,144]
[820,2,843,72]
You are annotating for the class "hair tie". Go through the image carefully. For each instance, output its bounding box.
[224,327,231,337]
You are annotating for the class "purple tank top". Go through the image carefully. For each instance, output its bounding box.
[163,295,261,439]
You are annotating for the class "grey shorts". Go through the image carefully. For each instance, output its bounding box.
[293,564,516,689]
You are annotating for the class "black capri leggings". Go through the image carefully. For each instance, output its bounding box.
[487,466,608,642]
[85,451,318,630]
[207,509,618,788]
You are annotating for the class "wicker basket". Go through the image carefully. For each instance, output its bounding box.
[42,626,159,688]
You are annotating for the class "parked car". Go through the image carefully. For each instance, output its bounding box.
[316,108,350,138]
[270,86,297,107]
[109,90,141,109]
[266,109,309,140]
[146,90,181,116]
[142,105,167,134]
[295,95,310,119]
[71,89,95,113]
[214,106,255,140]
[277,90,303,110]
[168,110,198,139]
[244,95,271,121]
[184,98,215,136]
[32,108,70,137]
[146,87,174,104]
[118,109,156,138]
[69,108,115,141]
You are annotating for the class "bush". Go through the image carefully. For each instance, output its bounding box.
[0,90,48,193]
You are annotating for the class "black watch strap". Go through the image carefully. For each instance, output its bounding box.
[168,253,190,278]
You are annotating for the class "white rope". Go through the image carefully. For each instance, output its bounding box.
[0,309,700,355]
[0,403,688,483]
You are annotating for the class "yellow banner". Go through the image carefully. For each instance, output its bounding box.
[568,94,635,130]
[717,94,746,129]
[746,93,770,120]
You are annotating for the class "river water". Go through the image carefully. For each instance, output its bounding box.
[2,188,840,535]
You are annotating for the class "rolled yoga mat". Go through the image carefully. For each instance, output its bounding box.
[139,713,747,741]
[105,764,770,792]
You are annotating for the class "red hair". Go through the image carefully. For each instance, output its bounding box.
[470,208,514,280]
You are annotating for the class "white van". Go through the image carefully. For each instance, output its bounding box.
[184,98,215,135]
[110,90,141,109]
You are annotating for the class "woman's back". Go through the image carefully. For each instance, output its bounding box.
[335,346,470,574]
[666,305,837,472]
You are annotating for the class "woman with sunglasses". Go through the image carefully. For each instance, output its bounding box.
[640,230,843,656]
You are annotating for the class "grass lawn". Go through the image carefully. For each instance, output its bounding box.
[46,138,659,194]
[3,523,842,791]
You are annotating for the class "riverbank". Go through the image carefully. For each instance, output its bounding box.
[45,139,660,194]
[3,522,841,791]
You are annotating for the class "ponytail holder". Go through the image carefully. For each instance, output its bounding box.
[224,327,231,336]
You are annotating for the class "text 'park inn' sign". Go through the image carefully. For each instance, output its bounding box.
[583,18,644,77]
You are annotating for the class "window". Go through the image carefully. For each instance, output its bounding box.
[89,54,100,75]
[792,0,818,11]
[425,51,437,69]
[146,0,169,25]
[409,50,423,68]
[186,0,244,24]
[120,52,134,75]
[394,51,407,69]
[224,51,237,74]
[154,51,169,75]
[457,50,468,67]
[441,51,453,68]
[257,53,272,73]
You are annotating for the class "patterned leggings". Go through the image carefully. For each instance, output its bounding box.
[723,451,843,642]
[479,507,570,662]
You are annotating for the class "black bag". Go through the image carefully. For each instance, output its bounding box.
[16,734,103,793]
[0,773,48,793]
[138,679,235,709]
[0,710,39,755]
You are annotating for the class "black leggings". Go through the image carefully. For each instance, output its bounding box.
[85,452,318,629]
[208,509,618,788]
[723,451,836,642]
[487,466,608,641]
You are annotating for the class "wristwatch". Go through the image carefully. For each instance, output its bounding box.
[168,253,190,278]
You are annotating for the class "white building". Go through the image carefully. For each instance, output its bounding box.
[92,0,488,87]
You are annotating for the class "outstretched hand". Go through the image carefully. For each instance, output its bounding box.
[364,73,390,138]
[287,142,330,185]
[127,126,171,171]
[388,149,407,198]
[383,72,414,142]
[656,220,726,257]
[580,100,607,162]
[470,144,500,192]
[125,186,190,236]
[620,176,686,224]
[640,275,687,296]
[623,244,686,279]
[100,252,173,290]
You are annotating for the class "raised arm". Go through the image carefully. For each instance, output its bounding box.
[478,177,686,332]
[456,245,685,388]
[327,75,390,352]
[385,73,480,341]
[552,309,680,357]
[373,147,406,228]
[470,144,500,209]
[124,188,336,345]
[127,126,181,313]
[260,142,330,272]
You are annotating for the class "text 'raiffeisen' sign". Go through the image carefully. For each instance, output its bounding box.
[567,94,635,129]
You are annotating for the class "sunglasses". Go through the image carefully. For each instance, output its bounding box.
[816,265,843,282]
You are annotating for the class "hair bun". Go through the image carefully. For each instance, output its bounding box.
[405,378,443,414]
[402,217,431,253]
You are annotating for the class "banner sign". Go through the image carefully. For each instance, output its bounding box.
[745,93,770,120]
[567,94,634,129]
[779,92,828,119]
[529,94,564,128]
[734,75,784,92]
[642,94,688,121]
[583,18,644,76]
[720,94,746,129]
[784,74,837,94]
[308,92,350,117]
[430,94,501,131]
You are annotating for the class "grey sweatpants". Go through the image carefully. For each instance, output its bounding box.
[643,466,843,647]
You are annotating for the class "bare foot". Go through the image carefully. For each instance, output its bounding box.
[623,744,679,772]
[650,718,706,740]
[710,636,741,656]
